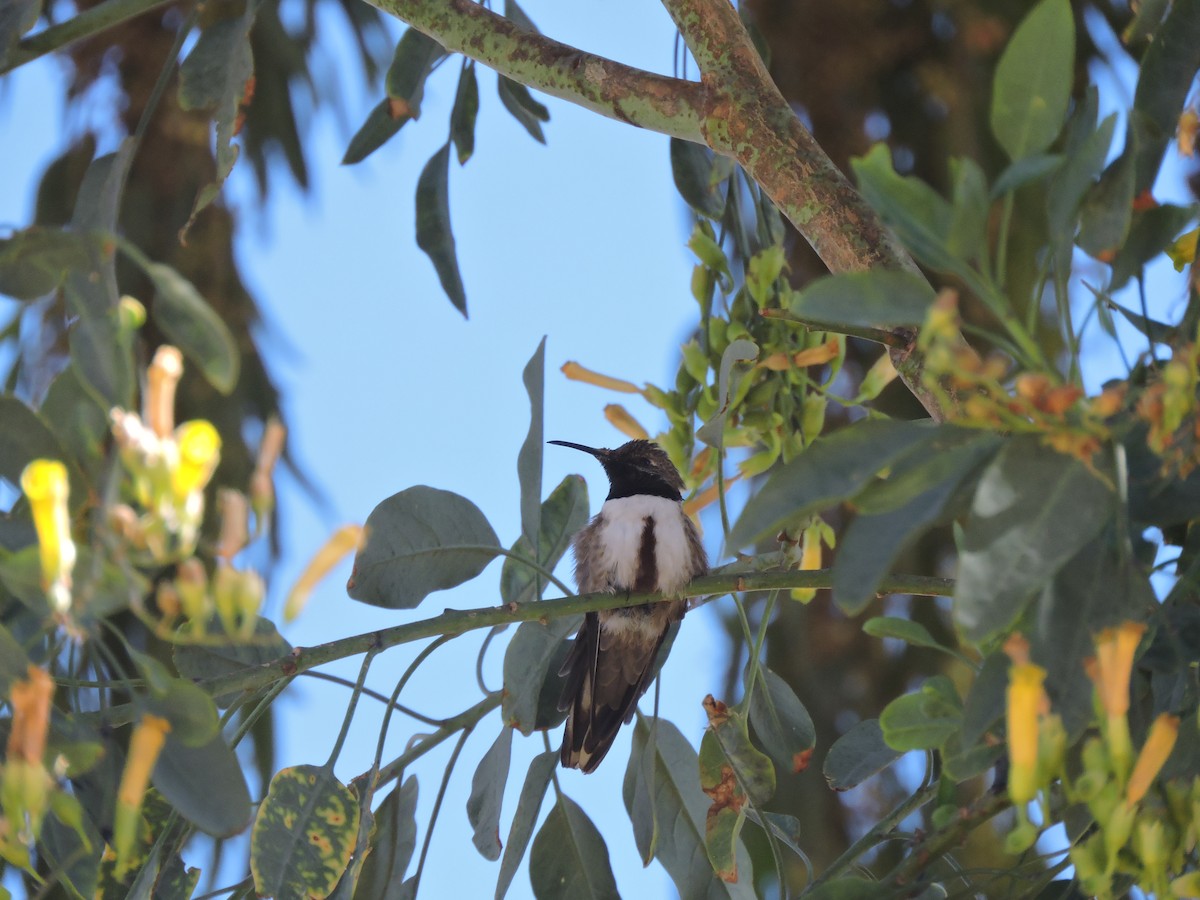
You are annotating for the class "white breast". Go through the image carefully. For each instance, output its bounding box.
[591,495,696,595]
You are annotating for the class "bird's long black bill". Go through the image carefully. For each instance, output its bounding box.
[547,440,608,459]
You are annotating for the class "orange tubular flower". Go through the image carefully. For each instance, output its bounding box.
[1006,663,1047,805]
[114,714,172,870]
[7,666,53,766]
[1090,622,1146,784]
[1126,714,1180,807]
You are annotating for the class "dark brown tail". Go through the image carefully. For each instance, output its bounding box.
[557,611,669,773]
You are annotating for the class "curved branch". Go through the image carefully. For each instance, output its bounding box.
[368,0,708,141]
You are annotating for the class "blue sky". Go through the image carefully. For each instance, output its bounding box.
[1,2,739,896]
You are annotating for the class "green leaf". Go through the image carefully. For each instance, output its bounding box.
[177,9,255,233]
[342,99,412,166]
[1046,113,1116,234]
[415,143,467,316]
[495,750,557,900]
[990,154,1063,200]
[697,338,758,448]
[745,666,815,776]
[961,652,1008,748]
[955,437,1113,645]
[941,732,1004,783]
[385,28,444,108]
[1129,0,1200,192]
[1110,203,1198,290]
[804,876,888,900]
[173,617,291,707]
[355,775,418,899]
[40,802,102,899]
[41,364,109,481]
[502,614,579,734]
[852,429,1000,515]
[251,765,360,900]
[154,730,252,837]
[530,796,619,900]
[0,227,93,300]
[347,485,499,609]
[702,705,775,807]
[727,419,936,550]
[0,622,31,697]
[622,718,755,898]
[947,157,989,263]
[879,676,962,751]
[139,261,240,394]
[671,138,727,220]
[131,650,220,747]
[467,726,513,861]
[851,144,962,276]
[1078,146,1136,259]
[497,76,549,143]
[862,617,943,651]
[518,339,546,552]
[989,0,1074,161]
[65,303,133,410]
[822,719,900,791]
[451,64,480,166]
[746,245,785,306]
[501,475,588,606]
[789,269,936,333]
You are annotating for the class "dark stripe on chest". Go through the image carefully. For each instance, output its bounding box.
[634,515,657,592]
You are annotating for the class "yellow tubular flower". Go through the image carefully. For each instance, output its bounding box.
[171,420,221,499]
[603,404,650,440]
[114,714,171,871]
[284,525,364,623]
[1125,714,1180,807]
[19,460,75,612]
[1007,663,1047,805]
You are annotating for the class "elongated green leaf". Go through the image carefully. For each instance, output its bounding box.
[822,719,900,791]
[502,614,579,734]
[252,765,359,900]
[851,144,961,276]
[530,796,619,900]
[467,727,513,861]
[348,485,499,609]
[173,617,291,707]
[0,227,93,300]
[833,436,993,615]
[40,801,102,899]
[132,650,220,746]
[139,261,240,393]
[41,364,109,481]
[879,676,962,751]
[1078,147,1136,258]
[1047,113,1116,234]
[1129,0,1200,192]
[727,419,936,550]
[862,617,943,651]
[805,876,888,900]
[66,302,133,410]
[501,475,588,606]
[853,429,1000,516]
[518,339,546,551]
[789,269,935,332]
[495,750,557,900]
[451,64,480,165]
[947,157,989,263]
[671,138,727,220]
[702,704,775,806]
[990,0,1074,161]
[990,154,1062,200]
[697,338,758,447]
[355,776,418,900]
[154,731,251,837]
[622,718,755,898]
[498,76,549,143]
[385,28,444,107]
[415,143,467,316]
[342,100,411,166]
[961,652,1008,748]
[955,437,1113,645]
[746,667,815,775]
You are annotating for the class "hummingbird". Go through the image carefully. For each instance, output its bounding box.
[549,439,708,773]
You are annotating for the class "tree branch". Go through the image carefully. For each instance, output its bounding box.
[93,568,952,727]
[368,0,707,141]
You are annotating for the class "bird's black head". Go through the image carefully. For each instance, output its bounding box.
[548,439,685,501]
